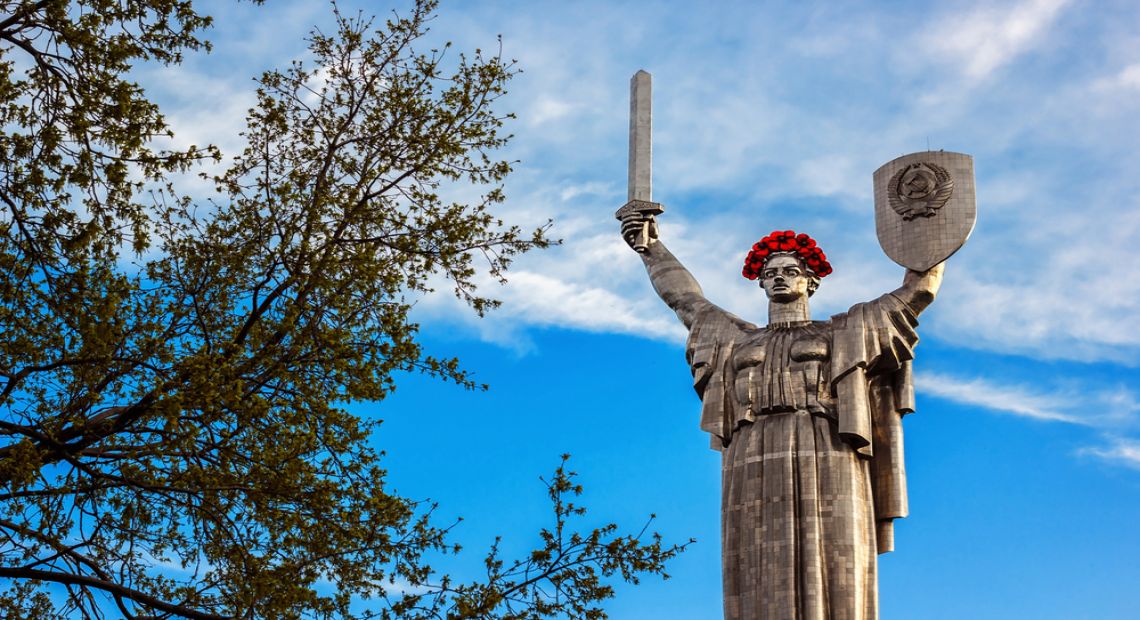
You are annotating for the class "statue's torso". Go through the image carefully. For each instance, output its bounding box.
[730,321,837,427]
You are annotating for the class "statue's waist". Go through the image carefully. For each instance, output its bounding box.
[739,402,836,424]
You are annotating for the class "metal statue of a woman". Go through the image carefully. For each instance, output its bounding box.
[615,72,974,620]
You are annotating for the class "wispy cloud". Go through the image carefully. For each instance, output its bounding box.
[1093,63,1140,93]
[918,372,1088,424]
[136,0,1140,369]
[920,372,1140,470]
[496,270,684,339]
[917,372,1140,428]
[1078,436,1140,470]
[921,0,1072,80]
[480,1,1140,366]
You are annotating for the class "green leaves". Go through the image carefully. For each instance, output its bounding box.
[0,0,218,262]
[0,2,679,618]
[440,456,692,620]
[376,457,691,620]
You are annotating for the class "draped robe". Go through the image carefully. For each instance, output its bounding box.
[685,293,919,620]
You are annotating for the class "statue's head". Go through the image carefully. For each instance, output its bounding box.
[742,230,831,300]
[758,254,819,301]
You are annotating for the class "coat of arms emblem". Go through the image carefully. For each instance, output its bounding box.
[887,162,954,220]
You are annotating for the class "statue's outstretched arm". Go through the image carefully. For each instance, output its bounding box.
[892,262,944,315]
[622,219,706,329]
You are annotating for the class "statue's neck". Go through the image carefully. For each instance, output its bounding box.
[767,296,811,326]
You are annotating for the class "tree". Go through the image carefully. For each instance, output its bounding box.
[0,1,688,618]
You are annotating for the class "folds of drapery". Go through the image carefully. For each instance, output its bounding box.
[830,293,919,553]
[684,293,920,554]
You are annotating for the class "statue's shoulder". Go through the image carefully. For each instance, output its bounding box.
[685,301,758,406]
[690,299,759,339]
[685,301,759,374]
[829,292,915,330]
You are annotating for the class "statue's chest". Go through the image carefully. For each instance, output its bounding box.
[731,324,834,416]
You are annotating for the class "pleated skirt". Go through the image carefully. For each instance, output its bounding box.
[721,410,877,620]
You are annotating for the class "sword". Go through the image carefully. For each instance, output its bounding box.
[615,70,664,252]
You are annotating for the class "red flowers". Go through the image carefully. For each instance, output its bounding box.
[741,230,832,280]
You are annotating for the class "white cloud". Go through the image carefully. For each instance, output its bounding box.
[918,372,1087,424]
[496,270,684,340]
[125,0,1140,369]
[928,202,1140,364]
[922,0,1072,80]
[920,371,1140,471]
[1092,63,1140,93]
[1115,64,1140,89]
[917,372,1140,428]
[559,181,616,203]
[1078,436,1140,469]
[791,155,863,200]
[526,98,578,127]
[409,228,688,353]
[452,0,1139,368]
[147,66,254,156]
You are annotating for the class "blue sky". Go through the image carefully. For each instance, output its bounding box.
[151,0,1139,617]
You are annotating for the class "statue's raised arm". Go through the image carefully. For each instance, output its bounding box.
[894,263,945,316]
[620,216,707,329]
[614,70,711,330]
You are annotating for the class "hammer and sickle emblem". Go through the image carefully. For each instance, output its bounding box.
[888,162,954,220]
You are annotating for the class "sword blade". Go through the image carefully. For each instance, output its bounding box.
[628,70,652,202]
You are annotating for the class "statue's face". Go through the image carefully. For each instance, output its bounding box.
[760,254,813,302]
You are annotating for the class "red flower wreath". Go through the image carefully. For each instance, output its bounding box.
[741,230,833,280]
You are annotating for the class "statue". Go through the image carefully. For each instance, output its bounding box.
[616,72,974,619]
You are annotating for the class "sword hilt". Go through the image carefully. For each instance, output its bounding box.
[615,199,664,253]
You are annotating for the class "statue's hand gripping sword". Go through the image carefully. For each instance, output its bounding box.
[615,70,663,252]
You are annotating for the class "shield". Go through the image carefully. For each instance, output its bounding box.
[873,151,976,271]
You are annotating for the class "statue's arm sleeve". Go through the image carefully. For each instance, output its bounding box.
[890,262,944,316]
[637,241,755,448]
[686,302,754,450]
[639,240,708,329]
[831,293,922,554]
[830,292,920,452]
